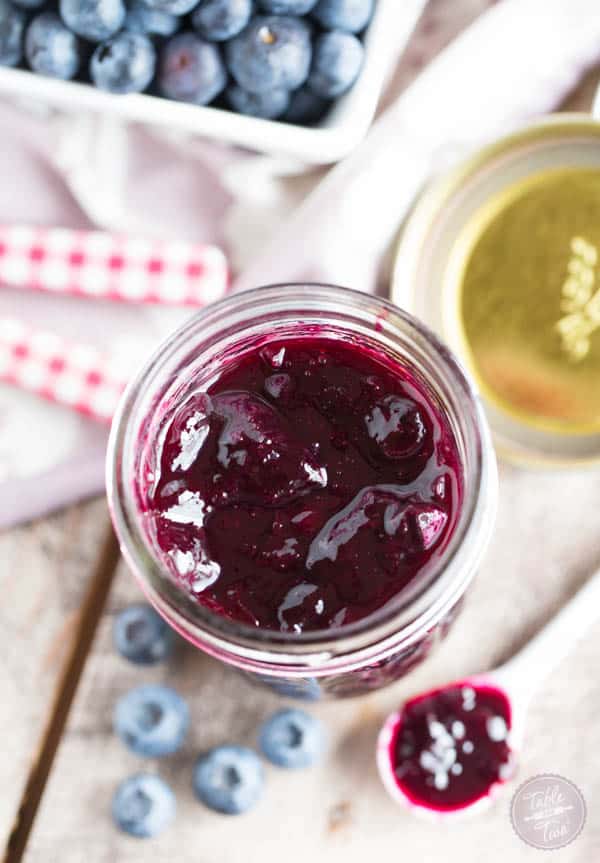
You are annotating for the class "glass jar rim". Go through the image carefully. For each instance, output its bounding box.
[107,283,497,664]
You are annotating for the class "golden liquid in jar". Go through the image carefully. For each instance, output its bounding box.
[446,167,600,434]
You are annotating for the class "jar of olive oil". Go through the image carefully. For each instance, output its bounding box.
[393,116,600,466]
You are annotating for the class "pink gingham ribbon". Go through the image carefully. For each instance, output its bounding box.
[0,317,128,422]
[0,225,229,306]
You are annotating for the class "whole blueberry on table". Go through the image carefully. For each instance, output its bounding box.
[311,0,373,33]
[226,15,312,94]
[0,0,25,67]
[91,31,156,93]
[25,13,82,80]
[193,745,264,814]
[113,603,174,666]
[226,82,290,119]
[112,773,176,838]
[60,0,126,42]
[192,0,252,42]
[158,32,226,104]
[142,0,202,16]
[125,1,180,37]
[114,684,189,757]
[259,708,326,768]
[307,30,363,98]
[283,85,330,125]
[258,0,317,12]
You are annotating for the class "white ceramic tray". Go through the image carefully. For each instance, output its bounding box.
[0,0,428,164]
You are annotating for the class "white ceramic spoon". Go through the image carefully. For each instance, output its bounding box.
[377,565,600,820]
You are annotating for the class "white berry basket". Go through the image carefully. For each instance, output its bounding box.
[0,0,427,164]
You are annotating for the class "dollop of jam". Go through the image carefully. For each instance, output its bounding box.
[140,336,462,633]
[390,683,514,812]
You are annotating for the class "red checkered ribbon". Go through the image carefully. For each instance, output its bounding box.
[0,225,229,306]
[0,317,128,422]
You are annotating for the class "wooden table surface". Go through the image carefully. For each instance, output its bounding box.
[3,4,600,862]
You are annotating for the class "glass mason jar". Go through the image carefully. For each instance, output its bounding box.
[107,284,497,699]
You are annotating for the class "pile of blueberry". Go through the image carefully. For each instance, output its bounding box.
[0,0,375,124]
[111,603,327,838]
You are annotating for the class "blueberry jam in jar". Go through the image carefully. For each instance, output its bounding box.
[144,336,462,633]
[108,285,497,699]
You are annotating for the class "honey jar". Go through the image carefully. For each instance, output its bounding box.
[393,116,600,465]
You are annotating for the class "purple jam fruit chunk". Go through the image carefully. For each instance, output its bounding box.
[365,395,428,459]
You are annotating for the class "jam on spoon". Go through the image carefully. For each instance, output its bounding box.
[139,334,463,634]
[381,681,514,814]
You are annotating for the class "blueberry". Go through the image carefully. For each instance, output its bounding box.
[307,30,362,98]
[25,14,82,80]
[114,684,189,757]
[226,15,311,95]
[192,0,252,42]
[258,0,317,12]
[158,33,226,104]
[0,0,25,67]
[142,0,201,15]
[193,745,264,814]
[283,84,329,125]
[113,604,175,666]
[259,708,326,768]
[311,0,373,33]
[125,1,179,37]
[112,774,176,838]
[91,31,155,93]
[226,83,290,119]
[60,0,126,42]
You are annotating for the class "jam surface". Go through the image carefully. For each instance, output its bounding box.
[391,682,514,811]
[141,336,462,633]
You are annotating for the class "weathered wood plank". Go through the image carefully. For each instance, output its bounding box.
[0,499,112,856]
[22,466,600,863]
